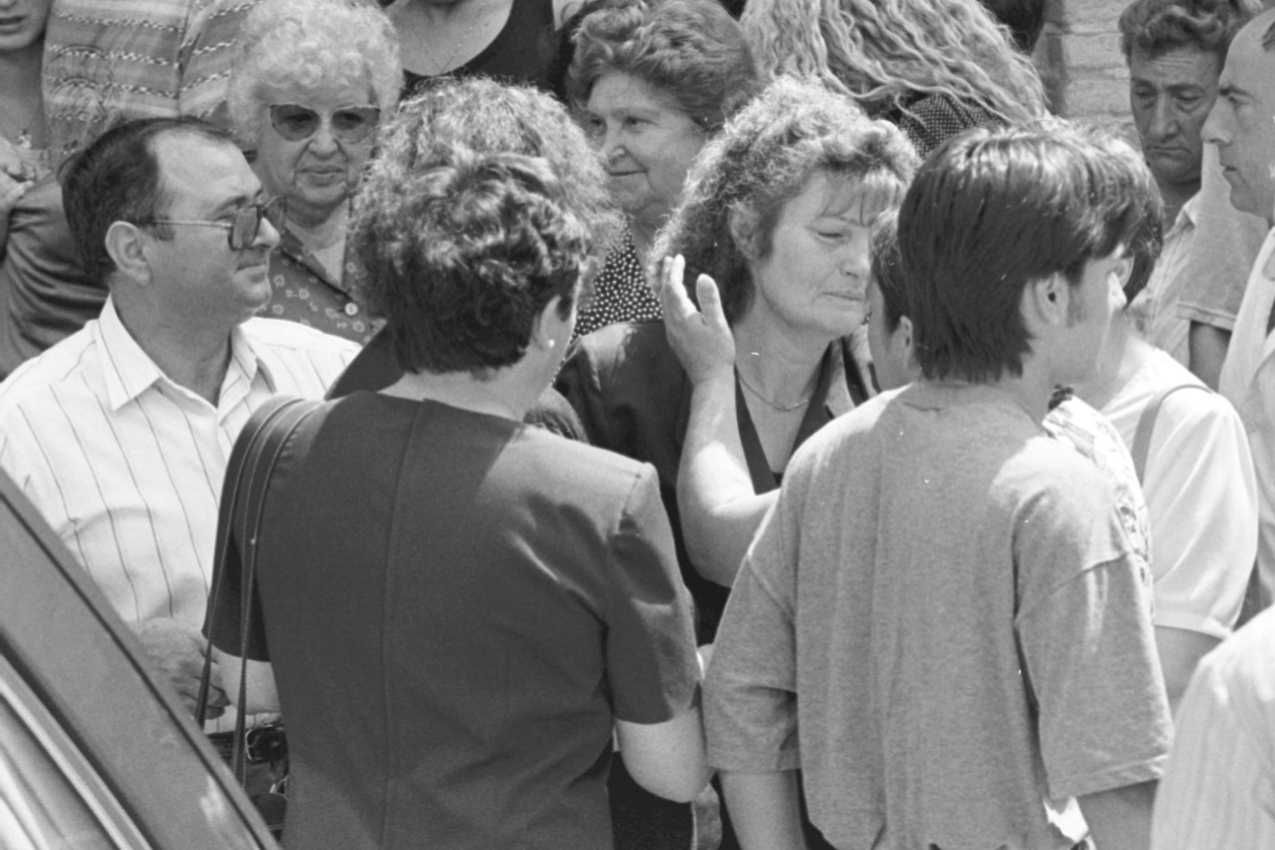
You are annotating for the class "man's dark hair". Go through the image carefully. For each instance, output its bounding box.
[61,117,235,283]
[979,0,1048,53]
[1119,0,1253,64]
[869,211,908,333]
[898,122,1148,383]
[1082,130,1165,302]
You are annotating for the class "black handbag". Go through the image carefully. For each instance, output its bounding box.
[197,395,324,836]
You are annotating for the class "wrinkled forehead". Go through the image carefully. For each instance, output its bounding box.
[153,133,261,214]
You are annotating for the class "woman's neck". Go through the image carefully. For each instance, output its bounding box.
[628,217,660,265]
[287,201,347,248]
[380,366,535,422]
[731,307,828,408]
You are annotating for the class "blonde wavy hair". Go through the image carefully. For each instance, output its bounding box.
[741,0,1047,124]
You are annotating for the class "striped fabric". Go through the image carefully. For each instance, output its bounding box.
[41,0,257,156]
[1150,607,1275,849]
[0,298,357,630]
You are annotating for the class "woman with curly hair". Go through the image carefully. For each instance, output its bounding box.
[210,130,707,848]
[560,75,916,643]
[226,0,400,343]
[559,73,916,850]
[742,0,1048,155]
[567,0,760,338]
[324,76,619,441]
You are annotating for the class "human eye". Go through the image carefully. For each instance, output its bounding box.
[581,114,605,138]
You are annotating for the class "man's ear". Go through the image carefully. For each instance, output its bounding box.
[1024,272,1069,330]
[104,221,152,286]
[727,205,760,262]
[894,314,917,371]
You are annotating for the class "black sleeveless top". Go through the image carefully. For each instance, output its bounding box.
[402,0,558,96]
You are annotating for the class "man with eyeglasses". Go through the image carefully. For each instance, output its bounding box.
[0,117,357,727]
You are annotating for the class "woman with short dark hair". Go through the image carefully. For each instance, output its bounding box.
[209,107,707,849]
[567,0,760,337]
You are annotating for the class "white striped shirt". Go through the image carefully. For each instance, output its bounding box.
[0,298,358,630]
[1151,607,1275,849]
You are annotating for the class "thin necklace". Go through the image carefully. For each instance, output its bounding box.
[736,369,813,412]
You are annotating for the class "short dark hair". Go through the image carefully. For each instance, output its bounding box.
[869,211,908,333]
[898,122,1149,383]
[353,152,593,375]
[1119,0,1252,64]
[567,0,759,133]
[1082,130,1165,302]
[61,117,235,283]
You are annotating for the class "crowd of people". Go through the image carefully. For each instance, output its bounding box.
[2,0,1274,848]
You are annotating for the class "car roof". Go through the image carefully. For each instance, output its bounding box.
[0,469,276,849]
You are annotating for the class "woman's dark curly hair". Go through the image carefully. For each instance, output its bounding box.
[566,0,760,133]
[352,152,593,375]
[654,76,917,324]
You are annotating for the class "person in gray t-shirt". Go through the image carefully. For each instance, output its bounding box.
[703,122,1173,849]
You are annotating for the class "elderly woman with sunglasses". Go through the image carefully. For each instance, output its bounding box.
[226,0,400,344]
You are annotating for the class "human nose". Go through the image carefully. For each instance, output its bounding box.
[254,214,281,251]
[1202,100,1229,147]
[600,123,627,165]
[1147,96,1179,141]
[843,230,872,280]
[307,116,340,155]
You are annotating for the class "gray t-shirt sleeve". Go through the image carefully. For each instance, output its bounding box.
[1015,486,1172,799]
[704,495,801,773]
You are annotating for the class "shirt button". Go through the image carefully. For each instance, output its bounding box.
[344,302,359,316]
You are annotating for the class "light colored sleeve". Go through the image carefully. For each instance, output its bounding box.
[703,492,801,773]
[1177,145,1269,330]
[177,0,255,126]
[1144,390,1258,638]
[1151,611,1275,850]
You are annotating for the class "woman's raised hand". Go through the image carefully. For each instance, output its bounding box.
[657,254,735,386]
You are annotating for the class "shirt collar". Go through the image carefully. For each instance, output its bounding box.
[822,341,857,416]
[94,298,275,411]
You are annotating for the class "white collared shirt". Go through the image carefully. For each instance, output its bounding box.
[1151,608,1275,849]
[1219,229,1275,605]
[0,298,358,629]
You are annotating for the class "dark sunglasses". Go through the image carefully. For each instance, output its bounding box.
[143,197,289,251]
[268,103,381,144]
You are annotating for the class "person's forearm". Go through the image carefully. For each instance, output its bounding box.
[1187,322,1230,390]
[677,372,771,585]
[1154,626,1219,715]
[720,769,807,850]
[1079,780,1157,849]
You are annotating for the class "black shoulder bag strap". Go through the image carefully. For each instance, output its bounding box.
[1128,383,1210,483]
[197,396,323,781]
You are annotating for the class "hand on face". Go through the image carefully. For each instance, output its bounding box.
[658,254,736,386]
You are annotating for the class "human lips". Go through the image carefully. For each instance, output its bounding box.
[0,15,27,31]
